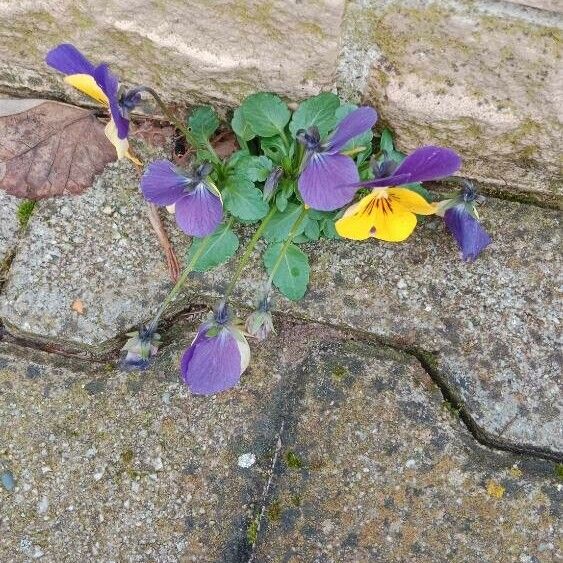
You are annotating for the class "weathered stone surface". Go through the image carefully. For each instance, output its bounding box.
[508,0,563,13]
[0,0,344,106]
[0,315,287,561]
[1,157,561,452]
[202,197,563,452]
[0,159,176,349]
[253,338,561,561]
[338,0,563,199]
[0,191,20,264]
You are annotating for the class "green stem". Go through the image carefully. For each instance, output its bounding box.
[152,217,234,324]
[140,87,220,163]
[223,206,278,299]
[266,206,308,287]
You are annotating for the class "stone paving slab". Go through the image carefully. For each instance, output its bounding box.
[0,315,290,561]
[254,337,562,562]
[0,158,561,452]
[0,191,21,264]
[0,322,560,562]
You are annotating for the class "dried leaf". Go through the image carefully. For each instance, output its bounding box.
[0,99,116,199]
[212,129,238,159]
[71,299,85,315]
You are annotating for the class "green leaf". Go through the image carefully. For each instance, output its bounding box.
[188,106,219,145]
[335,103,373,163]
[263,203,306,242]
[231,154,273,182]
[275,191,288,212]
[231,107,255,141]
[186,223,239,272]
[260,135,288,163]
[263,242,310,301]
[241,93,290,137]
[321,217,340,239]
[223,176,269,221]
[379,128,394,154]
[289,92,340,138]
[303,217,320,241]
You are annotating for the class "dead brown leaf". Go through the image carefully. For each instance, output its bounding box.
[71,298,85,315]
[0,99,116,199]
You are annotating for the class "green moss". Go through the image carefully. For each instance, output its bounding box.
[555,464,563,481]
[291,494,302,507]
[246,515,260,544]
[285,451,303,469]
[442,401,461,418]
[416,349,439,372]
[267,499,282,522]
[332,364,347,381]
[16,200,35,228]
[121,449,134,464]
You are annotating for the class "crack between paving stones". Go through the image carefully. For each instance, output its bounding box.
[1,300,561,464]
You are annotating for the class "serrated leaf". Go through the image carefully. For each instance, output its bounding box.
[263,242,310,301]
[186,223,239,272]
[379,128,394,154]
[231,154,273,182]
[260,135,288,163]
[231,107,255,141]
[303,217,320,241]
[263,203,306,242]
[241,93,290,137]
[289,92,340,138]
[321,218,340,239]
[223,175,268,221]
[188,106,220,146]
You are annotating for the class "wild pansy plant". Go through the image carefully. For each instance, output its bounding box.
[45,52,492,392]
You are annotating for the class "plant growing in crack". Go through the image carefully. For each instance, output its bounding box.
[45,43,493,393]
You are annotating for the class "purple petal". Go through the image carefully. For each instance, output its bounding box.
[140,160,188,205]
[361,146,462,189]
[326,107,378,153]
[181,328,242,395]
[444,206,492,261]
[93,64,129,139]
[298,153,359,211]
[45,43,96,76]
[175,184,223,237]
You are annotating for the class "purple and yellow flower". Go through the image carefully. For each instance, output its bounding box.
[297,107,378,211]
[121,322,161,371]
[141,160,223,237]
[335,146,462,242]
[45,43,141,163]
[181,303,250,395]
[436,182,492,261]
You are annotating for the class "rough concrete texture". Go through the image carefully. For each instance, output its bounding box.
[338,0,563,199]
[0,158,175,351]
[254,338,562,562]
[0,314,286,561]
[0,324,560,561]
[0,192,21,264]
[0,157,561,454]
[0,0,344,107]
[508,0,563,12]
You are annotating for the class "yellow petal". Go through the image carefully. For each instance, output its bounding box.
[64,74,108,106]
[372,203,418,242]
[104,120,141,164]
[335,193,378,241]
[387,187,436,215]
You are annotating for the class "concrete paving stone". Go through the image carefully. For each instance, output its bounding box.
[0,314,294,561]
[0,157,560,452]
[253,338,562,562]
[0,191,21,264]
[338,0,563,199]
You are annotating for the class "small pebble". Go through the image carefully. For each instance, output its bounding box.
[237,453,256,468]
[1,470,15,491]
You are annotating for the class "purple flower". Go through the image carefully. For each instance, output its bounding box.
[141,160,223,237]
[45,43,141,161]
[181,304,250,395]
[357,145,463,189]
[121,322,161,371]
[297,107,378,211]
[438,183,492,261]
